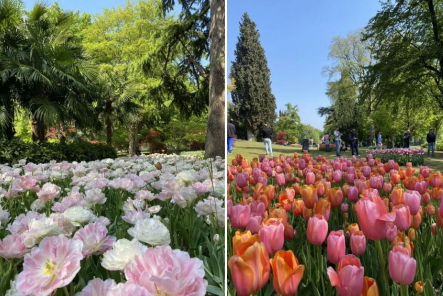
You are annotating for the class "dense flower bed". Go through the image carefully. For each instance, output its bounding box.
[367,148,424,166]
[227,153,442,296]
[0,154,225,295]
[319,144,336,151]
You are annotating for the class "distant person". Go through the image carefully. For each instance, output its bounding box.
[261,124,273,156]
[324,132,330,152]
[404,128,411,148]
[334,127,342,157]
[227,119,236,154]
[349,129,360,156]
[427,128,436,157]
[377,132,383,149]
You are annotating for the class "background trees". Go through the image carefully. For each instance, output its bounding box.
[230,13,276,140]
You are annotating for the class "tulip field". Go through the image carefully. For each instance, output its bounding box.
[227,153,443,296]
[0,154,225,296]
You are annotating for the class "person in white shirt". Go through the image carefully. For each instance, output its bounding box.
[333,127,342,157]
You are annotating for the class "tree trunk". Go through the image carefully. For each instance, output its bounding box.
[106,99,113,145]
[128,124,139,156]
[5,109,15,140]
[204,0,225,159]
[370,123,375,146]
[59,121,66,144]
[31,115,46,142]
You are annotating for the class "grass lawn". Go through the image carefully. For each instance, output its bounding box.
[228,140,443,172]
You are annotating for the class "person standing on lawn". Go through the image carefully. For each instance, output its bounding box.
[427,128,436,157]
[262,124,273,156]
[377,132,383,149]
[324,132,330,152]
[227,119,236,154]
[404,128,411,148]
[333,127,342,157]
[349,129,360,156]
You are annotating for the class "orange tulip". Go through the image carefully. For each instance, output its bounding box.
[348,223,360,234]
[271,250,305,296]
[390,187,404,206]
[414,281,424,293]
[228,237,271,296]
[328,187,344,208]
[292,199,305,216]
[429,172,442,188]
[301,185,318,209]
[431,187,443,201]
[232,231,260,255]
[314,198,331,220]
[361,277,379,296]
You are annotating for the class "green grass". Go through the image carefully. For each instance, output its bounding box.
[228,140,443,172]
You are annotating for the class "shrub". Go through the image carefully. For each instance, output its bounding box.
[0,139,117,165]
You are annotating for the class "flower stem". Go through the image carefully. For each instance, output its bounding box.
[376,239,390,296]
[63,286,70,296]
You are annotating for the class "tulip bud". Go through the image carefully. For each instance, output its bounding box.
[414,281,424,293]
[341,203,348,213]
[350,231,366,255]
[408,228,416,241]
[431,223,437,237]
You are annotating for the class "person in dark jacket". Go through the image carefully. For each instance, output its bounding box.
[427,128,436,157]
[227,119,236,154]
[349,129,360,156]
[261,124,273,156]
[404,129,411,148]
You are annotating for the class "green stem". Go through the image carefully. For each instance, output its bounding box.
[317,246,326,296]
[63,286,70,296]
[376,239,391,296]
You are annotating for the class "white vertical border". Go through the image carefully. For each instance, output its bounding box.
[224,0,228,294]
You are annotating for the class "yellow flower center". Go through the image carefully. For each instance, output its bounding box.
[43,259,55,276]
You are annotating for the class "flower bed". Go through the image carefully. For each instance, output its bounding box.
[0,154,225,295]
[319,144,336,151]
[367,148,424,166]
[227,153,441,296]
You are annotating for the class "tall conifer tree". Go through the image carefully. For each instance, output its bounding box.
[231,13,276,139]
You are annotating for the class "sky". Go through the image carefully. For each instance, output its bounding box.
[227,0,382,131]
[22,0,131,15]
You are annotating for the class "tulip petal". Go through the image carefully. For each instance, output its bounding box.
[327,267,341,287]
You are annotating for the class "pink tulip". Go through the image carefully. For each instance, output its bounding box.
[306,172,315,185]
[348,167,356,175]
[275,166,283,174]
[404,190,421,215]
[246,215,263,234]
[355,195,396,240]
[369,176,383,190]
[227,199,233,217]
[236,173,247,188]
[333,170,342,183]
[346,174,355,185]
[0,234,29,259]
[350,231,366,255]
[299,159,306,169]
[393,205,412,231]
[73,222,116,257]
[230,204,251,229]
[307,214,328,246]
[414,181,428,195]
[16,235,83,296]
[388,160,396,170]
[368,159,375,166]
[79,278,116,296]
[327,255,364,296]
[327,230,346,264]
[341,203,349,213]
[386,223,398,242]
[420,166,430,178]
[276,173,286,187]
[383,182,392,194]
[347,186,359,202]
[259,219,285,254]
[362,166,371,178]
[389,246,416,285]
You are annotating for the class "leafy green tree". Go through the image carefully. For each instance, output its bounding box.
[274,103,301,143]
[231,13,276,140]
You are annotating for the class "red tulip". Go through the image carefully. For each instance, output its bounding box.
[271,250,305,296]
[284,223,294,240]
[350,231,366,255]
[230,204,251,229]
[404,190,421,215]
[327,230,346,264]
[327,254,364,296]
[429,172,442,188]
[388,246,416,285]
[355,195,395,240]
[292,199,305,216]
[307,214,328,245]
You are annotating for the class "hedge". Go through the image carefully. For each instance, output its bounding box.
[0,139,117,165]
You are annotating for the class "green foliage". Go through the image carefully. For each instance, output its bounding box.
[274,103,301,143]
[0,139,116,164]
[164,116,207,153]
[230,13,277,138]
[298,124,322,144]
